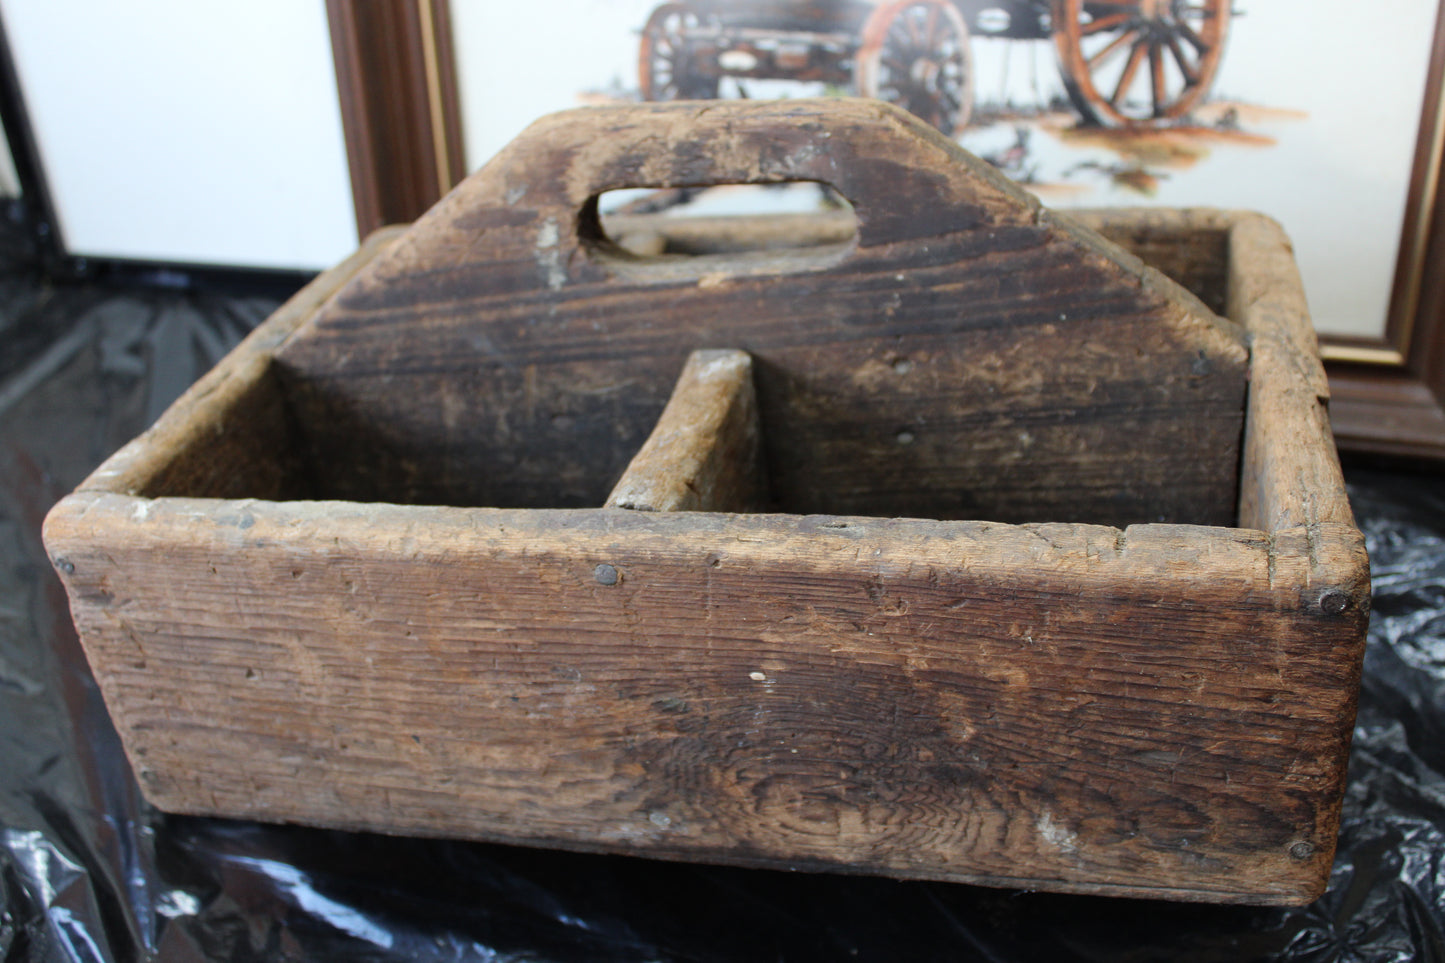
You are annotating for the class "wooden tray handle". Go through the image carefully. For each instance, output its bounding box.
[456,98,1036,256]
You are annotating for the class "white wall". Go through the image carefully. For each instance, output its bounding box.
[0,0,357,270]
[450,0,660,173]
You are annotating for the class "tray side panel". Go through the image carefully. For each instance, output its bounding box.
[45,496,1367,904]
[1228,214,1355,532]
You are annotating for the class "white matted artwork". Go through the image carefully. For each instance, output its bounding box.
[448,0,1440,338]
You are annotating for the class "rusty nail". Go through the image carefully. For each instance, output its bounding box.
[1318,590,1349,615]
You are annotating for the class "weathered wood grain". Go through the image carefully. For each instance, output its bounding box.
[44,494,1366,904]
[606,349,765,513]
[42,115,1369,905]
[273,99,1248,527]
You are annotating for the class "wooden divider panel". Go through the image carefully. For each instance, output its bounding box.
[606,349,765,513]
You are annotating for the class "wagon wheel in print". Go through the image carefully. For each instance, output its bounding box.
[638,3,720,101]
[856,0,974,137]
[1053,0,1230,126]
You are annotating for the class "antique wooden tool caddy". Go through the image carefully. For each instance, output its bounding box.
[45,99,1368,905]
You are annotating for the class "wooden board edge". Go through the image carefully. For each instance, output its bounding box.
[46,492,1368,649]
[326,1,463,236]
[47,494,1374,622]
[1226,213,1357,533]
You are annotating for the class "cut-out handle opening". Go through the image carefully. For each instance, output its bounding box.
[583,183,859,279]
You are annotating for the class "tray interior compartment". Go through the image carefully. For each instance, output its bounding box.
[135,218,1244,529]
[130,358,316,503]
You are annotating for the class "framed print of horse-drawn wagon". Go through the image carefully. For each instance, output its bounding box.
[637,0,1230,135]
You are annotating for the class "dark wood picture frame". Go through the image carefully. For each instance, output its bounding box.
[325,0,465,238]
[1315,0,1445,462]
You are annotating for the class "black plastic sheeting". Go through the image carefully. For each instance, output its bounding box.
[2,283,1444,961]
